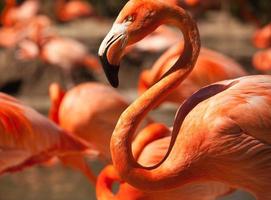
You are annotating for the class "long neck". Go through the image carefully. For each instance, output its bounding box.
[110,5,201,190]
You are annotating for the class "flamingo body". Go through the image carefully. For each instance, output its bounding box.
[0,92,88,174]
[56,0,94,22]
[138,44,247,105]
[49,83,129,161]
[97,124,233,200]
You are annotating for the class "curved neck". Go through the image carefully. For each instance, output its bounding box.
[111,5,200,190]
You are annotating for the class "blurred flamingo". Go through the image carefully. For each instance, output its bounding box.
[252,23,271,72]
[252,48,271,72]
[97,123,233,200]
[0,15,52,48]
[99,0,271,199]
[17,35,101,86]
[55,0,95,22]
[0,92,97,184]
[252,23,271,49]
[48,82,153,163]
[128,26,180,54]
[138,43,246,105]
[1,0,39,27]
[48,82,129,162]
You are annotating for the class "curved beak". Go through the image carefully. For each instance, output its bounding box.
[98,23,129,88]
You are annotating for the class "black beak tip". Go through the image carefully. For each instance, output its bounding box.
[99,55,119,88]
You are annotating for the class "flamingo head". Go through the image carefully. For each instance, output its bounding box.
[99,0,172,87]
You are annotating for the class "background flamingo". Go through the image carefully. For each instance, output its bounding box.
[99,0,271,199]
[252,23,271,72]
[0,92,97,185]
[55,0,95,22]
[97,123,233,200]
[252,48,271,72]
[0,15,52,48]
[252,23,271,49]
[1,0,39,27]
[17,35,101,86]
[48,82,129,162]
[138,43,247,105]
[48,82,154,164]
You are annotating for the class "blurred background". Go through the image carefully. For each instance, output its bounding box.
[0,0,270,199]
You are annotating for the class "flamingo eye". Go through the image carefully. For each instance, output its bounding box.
[124,15,135,23]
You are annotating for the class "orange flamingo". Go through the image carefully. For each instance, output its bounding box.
[55,0,95,22]
[138,43,246,105]
[48,82,153,162]
[99,0,271,199]
[252,23,271,49]
[96,123,233,200]
[0,92,97,184]
[48,82,129,162]
[1,0,39,27]
[252,23,271,72]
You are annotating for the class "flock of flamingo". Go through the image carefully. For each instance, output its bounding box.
[0,0,271,200]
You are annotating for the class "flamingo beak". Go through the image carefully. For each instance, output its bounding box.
[98,23,129,88]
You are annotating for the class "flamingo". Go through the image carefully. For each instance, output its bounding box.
[1,0,39,27]
[252,48,271,72]
[55,0,95,22]
[99,0,271,199]
[48,82,129,162]
[17,34,101,86]
[252,23,271,49]
[96,123,233,200]
[128,26,180,54]
[0,15,52,48]
[138,43,246,105]
[0,92,97,185]
[252,23,271,72]
[48,82,154,163]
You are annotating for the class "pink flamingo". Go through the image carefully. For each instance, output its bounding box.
[99,0,271,199]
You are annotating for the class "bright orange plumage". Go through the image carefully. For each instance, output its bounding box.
[98,0,271,199]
